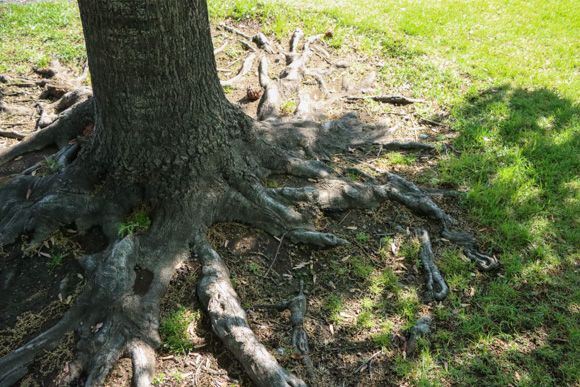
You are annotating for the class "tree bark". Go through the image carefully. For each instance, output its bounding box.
[77,0,251,193]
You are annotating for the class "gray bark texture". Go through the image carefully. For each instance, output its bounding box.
[0,0,498,385]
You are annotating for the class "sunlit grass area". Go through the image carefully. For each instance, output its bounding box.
[0,2,84,73]
[1,0,579,385]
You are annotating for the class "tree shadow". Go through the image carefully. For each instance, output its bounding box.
[429,85,580,384]
[446,85,579,250]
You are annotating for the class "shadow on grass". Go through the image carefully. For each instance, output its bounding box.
[444,85,579,253]
[430,85,580,385]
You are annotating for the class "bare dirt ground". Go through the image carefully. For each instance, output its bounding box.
[0,18,473,387]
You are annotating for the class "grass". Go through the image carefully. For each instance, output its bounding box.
[118,207,152,237]
[1,0,579,385]
[0,2,85,73]
[159,306,200,355]
[46,252,64,268]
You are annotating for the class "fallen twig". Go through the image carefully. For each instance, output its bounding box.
[354,350,382,374]
[418,116,446,127]
[264,230,288,277]
[347,95,426,105]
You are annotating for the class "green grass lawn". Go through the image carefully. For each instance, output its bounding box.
[1,0,579,385]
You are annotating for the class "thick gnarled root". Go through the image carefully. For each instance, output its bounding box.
[0,232,178,387]
[195,237,307,387]
[256,28,376,122]
[0,95,94,167]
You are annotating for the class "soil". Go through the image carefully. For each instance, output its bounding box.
[0,17,474,387]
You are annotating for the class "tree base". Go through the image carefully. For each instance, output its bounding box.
[0,27,498,387]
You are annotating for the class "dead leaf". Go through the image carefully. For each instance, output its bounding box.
[92,322,103,333]
[341,255,351,262]
[329,324,334,335]
[293,261,311,270]
[313,274,317,283]
[329,281,336,289]
[391,243,397,254]
[39,251,51,258]
[26,188,32,200]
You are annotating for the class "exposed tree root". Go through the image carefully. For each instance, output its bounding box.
[415,229,449,301]
[0,129,27,140]
[0,28,500,387]
[196,237,307,387]
[442,227,499,270]
[257,280,316,381]
[0,101,34,116]
[220,54,256,87]
[0,95,94,167]
[406,315,432,357]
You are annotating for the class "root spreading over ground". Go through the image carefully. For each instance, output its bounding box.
[0,27,498,387]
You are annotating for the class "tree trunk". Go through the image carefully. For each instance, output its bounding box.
[77,0,251,193]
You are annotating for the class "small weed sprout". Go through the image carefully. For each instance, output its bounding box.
[160,306,200,355]
[41,157,61,175]
[399,238,420,258]
[118,207,151,237]
[247,262,262,274]
[381,236,393,246]
[374,321,394,349]
[351,257,374,279]
[173,369,184,383]
[356,232,369,243]
[265,180,282,188]
[378,152,416,167]
[152,373,165,386]
[280,99,296,115]
[324,294,345,323]
[47,252,64,268]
